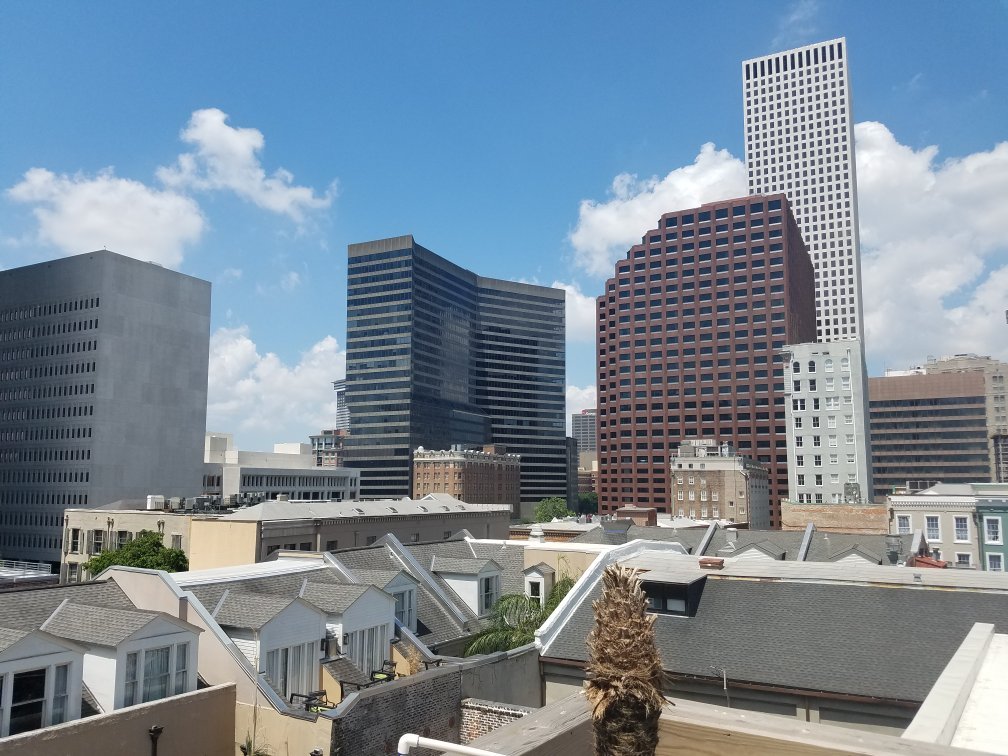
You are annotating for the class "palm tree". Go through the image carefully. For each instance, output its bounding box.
[585,565,665,756]
[464,576,575,655]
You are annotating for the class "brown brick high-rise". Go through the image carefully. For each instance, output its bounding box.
[595,194,815,526]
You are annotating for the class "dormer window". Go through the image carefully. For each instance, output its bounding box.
[641,578,705,617]
[479,575,500,614]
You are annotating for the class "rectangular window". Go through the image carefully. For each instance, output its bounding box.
[9,668,47,736]
[985,517,1002,545]
[480,575,500,614]
[171,534,182,550]
[124,652,139,707]
[142,646,171,703]
[988,553,1003,572]
[51,664,69,726]
[70,529,81,553]
[897,515,911,535]
[955,553,972,569]
[925,516,940,542]
[174,643,189,695]
[954,517,969,543]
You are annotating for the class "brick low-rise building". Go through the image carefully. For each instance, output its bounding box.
[412,445,520,514]
[670,441,770,528]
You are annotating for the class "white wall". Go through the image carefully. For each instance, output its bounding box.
[82,649,117,713]
[442,574,479,616]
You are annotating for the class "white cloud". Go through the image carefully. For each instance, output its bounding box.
[207,325,346,448]
[6,167,204,267]
[157,108,336,222]
[771,0,820,51]
[220,267,243,282]
[280,270,301,292]
[857,122,1008,366]
[550,280,597,344]
[565,384,597,434]
[568,143,746,276]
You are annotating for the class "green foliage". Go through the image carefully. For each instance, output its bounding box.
[84,530,189,575]
[239,733,272,756]
[534,496,573,523]
[464,575,576,656]
[578,492,599,514]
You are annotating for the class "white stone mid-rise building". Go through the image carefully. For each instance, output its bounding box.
[743,38,862,342]
[202,432,359,504]
[783,340,872,505]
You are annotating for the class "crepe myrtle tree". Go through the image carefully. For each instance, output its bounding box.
[534,496,574,522]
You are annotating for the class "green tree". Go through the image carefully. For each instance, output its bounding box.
[464,575,575,656]
[578,492,599,514]
[534,496,573,522]
[84,530,189,575]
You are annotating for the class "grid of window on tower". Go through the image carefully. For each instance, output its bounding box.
[744,39,860,342]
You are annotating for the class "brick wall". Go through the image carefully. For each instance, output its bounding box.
[329,665,461,756]
[780,502,889,533]
[460,698,535,744]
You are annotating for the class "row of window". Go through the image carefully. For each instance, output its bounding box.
[0,296,100,323]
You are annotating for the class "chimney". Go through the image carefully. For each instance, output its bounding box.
[528,523,545,544]
[699,557,725,570]
[725,527,737,544]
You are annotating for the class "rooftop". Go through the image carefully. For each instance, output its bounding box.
[216,493,511,521]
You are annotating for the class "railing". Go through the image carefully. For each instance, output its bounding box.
[0,559,52,575]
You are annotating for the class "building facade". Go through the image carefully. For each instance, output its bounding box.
[202,432,359,504]
[744,37,862,343]
[888,484,980,569]
[0,251,210,564]
[412,445,521,511]
[976,497,1008,572]
[344,236,567,516]
[595,194,816,525]
[783,340,872,505]
[670,441,770,528]
[571,409,597,453]
[869,370,991,498]
[309,428,347,468]
[61,506,194,582]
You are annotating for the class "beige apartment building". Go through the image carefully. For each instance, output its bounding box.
[670,441,770,529]
[186,494,512,570]
[412,445,520,512]
[61,502,193,582]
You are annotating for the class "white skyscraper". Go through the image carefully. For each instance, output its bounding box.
[743,38,863,342]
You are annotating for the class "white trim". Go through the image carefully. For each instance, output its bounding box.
[986,553,1004,572]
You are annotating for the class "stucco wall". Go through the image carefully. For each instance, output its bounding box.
[460,645,541,708]
[187,519,260,569]
[0,684,235,756]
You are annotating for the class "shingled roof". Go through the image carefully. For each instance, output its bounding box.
[543,569,1008,703]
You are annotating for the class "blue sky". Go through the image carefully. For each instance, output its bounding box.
[2,1,1006,450]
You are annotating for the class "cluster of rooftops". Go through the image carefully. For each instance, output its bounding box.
[2,524,1008,742]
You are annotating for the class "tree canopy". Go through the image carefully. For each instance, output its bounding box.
[84,530,189,575]
[534,496,573,522]
[464,575,576,656]
[578,491,599,514]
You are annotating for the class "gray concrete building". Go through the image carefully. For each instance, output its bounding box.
[783,340,873,506]
[0,251,210,563]
[570,409,596,453]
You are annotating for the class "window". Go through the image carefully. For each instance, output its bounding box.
[174,643,189,695]
[528,581,542,606]
[171,534,182,550]
[896,515,911,535]
[325,540,338,551]
[955,553,972,569]
[480,574,501,614]
[988,553,1003,572]
[124,652,139,707]
[366,536,377,546]
[925,516,940,542]
[394,589,416,631]
[8,668,47,736]
[142,646,171,703]
[985,517,1002,545]
[91,529,104,555]
[954,517,969,543]
[70,529,81,553]
[264,642,315,700]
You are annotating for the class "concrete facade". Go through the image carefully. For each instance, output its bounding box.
[783,340,873,505]
[670,441,771,529]
[412,445,520,513]
[744,38,863,343]
[0,251,210,563]
[888,485,980,569]
[570,409,596,453]
[202,432,359,503]
[869,370,990,498]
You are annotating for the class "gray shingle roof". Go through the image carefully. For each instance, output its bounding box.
[0,580,134,631]
[430,557,499,575]
[301,582,369,615]
[212,592,295,630]
[545,575,1008,702]
[323,656,371,687]
[42,602,160,647]
[571,525,708,551]
[0,626,29,653]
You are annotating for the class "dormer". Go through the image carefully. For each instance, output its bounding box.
[431,557,502,616]
[523,563,555,607]
[640,576,706,617]
[0,629,85,737]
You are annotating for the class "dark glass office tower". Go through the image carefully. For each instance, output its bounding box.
[344,236,566,517]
